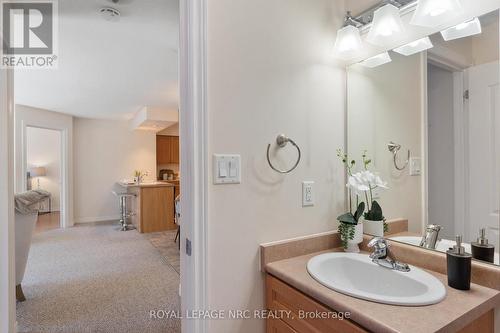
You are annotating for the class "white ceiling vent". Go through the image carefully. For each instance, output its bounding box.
[99,7,120,22]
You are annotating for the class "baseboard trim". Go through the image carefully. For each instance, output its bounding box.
[74,215,120,224]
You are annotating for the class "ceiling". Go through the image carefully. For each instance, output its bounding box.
[14,0,179,120]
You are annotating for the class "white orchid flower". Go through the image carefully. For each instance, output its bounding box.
[374,174,388,189]
[346,172,370,195]
[346,171,388,195]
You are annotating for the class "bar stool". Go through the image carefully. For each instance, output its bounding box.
[112,191,136,231]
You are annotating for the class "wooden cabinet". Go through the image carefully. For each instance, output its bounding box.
[267,317,298,333]
[157,135,179,164]
[266,274,494,333]
[167,180,180,196]
[266,274,369,333]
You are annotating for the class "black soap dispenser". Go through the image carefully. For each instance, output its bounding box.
[471,228,495,263]
[446,235,471,290]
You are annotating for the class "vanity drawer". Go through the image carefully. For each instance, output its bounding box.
[267,318,298,333]
[266,274,368,333]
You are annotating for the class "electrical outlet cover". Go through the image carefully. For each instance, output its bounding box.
[409,157,421,176]
[302,181,314,207]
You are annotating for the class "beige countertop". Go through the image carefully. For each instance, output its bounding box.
[117,181,174,188]
[265,248,500,333]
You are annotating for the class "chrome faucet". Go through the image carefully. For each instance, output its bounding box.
[368,237,410,272]
[419,224,442,249]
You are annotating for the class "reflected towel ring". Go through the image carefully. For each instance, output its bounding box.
[266,134,301,174]
[388,141,410,171]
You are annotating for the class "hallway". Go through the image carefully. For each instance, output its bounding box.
[17,223,181,333]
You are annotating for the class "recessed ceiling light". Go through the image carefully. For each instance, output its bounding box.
[440,17,482,41]
[359,52,392,68]
[99,7,120,22]
[393,37,433,56]
[366,4,405,46]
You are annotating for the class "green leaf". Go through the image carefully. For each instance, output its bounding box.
[337,212,356,225]
[364,200,384,220]
[353,202,365,222]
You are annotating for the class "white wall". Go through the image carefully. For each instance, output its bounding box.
[26,127,62,211]
[472,16,499,65]
[206,0,346,332]
[427,64,455,239]
[347,53,424,233]
[73,118,157,223]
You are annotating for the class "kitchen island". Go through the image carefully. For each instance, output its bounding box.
[117,182,176,233]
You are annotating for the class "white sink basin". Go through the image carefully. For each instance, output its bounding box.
[307,252,446,306]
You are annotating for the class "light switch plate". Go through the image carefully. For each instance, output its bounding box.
[302,181,314,207]
[213,154,241,184]
[409,157,421,176]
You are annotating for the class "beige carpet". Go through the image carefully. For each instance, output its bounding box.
[17,223,181,333]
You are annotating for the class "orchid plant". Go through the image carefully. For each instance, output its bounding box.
[336,149,389,247]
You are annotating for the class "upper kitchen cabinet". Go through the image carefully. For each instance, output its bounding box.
[156,135,179,164]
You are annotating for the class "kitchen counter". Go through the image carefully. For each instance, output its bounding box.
[265,249,500,333]
[117,181,175,233]
[118,181,174,188]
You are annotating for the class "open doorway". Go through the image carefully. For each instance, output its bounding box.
[11,0,183,331]
[427,63,457,240]
[26,126,62,233]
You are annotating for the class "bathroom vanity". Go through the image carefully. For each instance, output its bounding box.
[261,233,500,333]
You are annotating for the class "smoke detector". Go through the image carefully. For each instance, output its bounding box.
[99,7,120,21]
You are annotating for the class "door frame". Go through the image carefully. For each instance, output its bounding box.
[0,68,16,333]
[0,2,210,331]
[179,0,208,332]
[20,123,70,228]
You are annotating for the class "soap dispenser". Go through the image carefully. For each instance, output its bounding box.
[446,235,471,290]
[471,228,495,263]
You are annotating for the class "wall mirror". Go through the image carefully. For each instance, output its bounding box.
[347,9,500,266]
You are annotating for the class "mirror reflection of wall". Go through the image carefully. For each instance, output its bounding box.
[347,52,424,234]
[347,10,499,266]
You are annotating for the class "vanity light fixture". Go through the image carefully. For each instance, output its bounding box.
[393,37,433,56]
[441,17,482,41]
[410,0,463,28]
[333,12,363,59]
[333,25,363,59]
[359,52,392,68]
[366,4,405,46]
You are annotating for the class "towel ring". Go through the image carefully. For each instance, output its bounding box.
[388,141,410,171]
[266,134,301,174]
